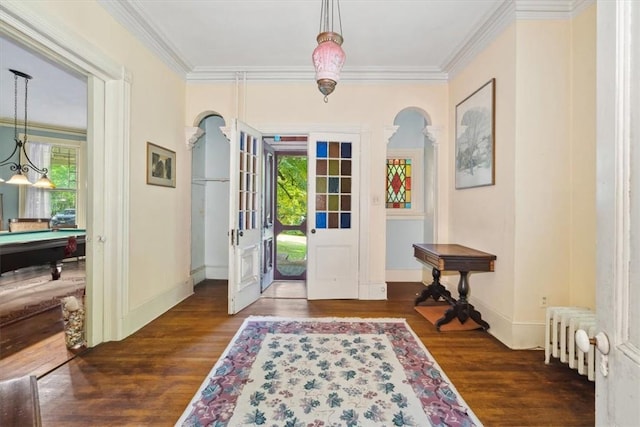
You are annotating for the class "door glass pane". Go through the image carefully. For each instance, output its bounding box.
[276,156,307,226]
[238,132,258,230]
[314,140,352,229]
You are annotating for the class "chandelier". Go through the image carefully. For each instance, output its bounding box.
[312,0,346,103]
[0,69,54,188]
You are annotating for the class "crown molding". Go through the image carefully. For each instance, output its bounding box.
[444,0,516,79]
[187,65,448,83]
[444,0,594,78]
[515,0,595,19]
[98,0,595,84]
[97,0,190,77]
[0,118,86,136]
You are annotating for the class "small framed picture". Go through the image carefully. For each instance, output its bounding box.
[455,78,496,189]
[146,142,176,188]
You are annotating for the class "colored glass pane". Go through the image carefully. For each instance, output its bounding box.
[317,159,327,175]
[328,177,339,193]
[317,141,328,158]
[341,160,351,176]
[316,195,327,210]
[328,195,339,211]
[341,177,351,193]
[329,141,340,157]
[328,212,339,228]
[386,158,412,208]
[341,195,351,210]
[329,159,339,175]
[316,177,327,192]
[341,142,352,158]
[340,213,351,228]
[316,212,327,228]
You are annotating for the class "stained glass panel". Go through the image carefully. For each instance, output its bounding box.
[314,140,353,229]
[386,158,412,209]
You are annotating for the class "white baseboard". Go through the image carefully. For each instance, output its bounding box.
[123,277,193,337]
[191,266,206,285]
[359,281,387,300]
[206,265,228,280]
[470,298,546,349]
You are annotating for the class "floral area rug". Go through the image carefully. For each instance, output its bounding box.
[176,317,482,427]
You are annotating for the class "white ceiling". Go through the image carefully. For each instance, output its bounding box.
[0,0,589,130]
[101,0,506,79]
[0,35,87,130]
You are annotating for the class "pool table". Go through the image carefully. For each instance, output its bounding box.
[0,229,86,280]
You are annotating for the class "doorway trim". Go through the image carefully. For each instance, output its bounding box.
[1,1,131,345]
[255,123,383,300]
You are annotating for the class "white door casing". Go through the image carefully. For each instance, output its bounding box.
[594,1,640,424]
[226,120,263,314]
[307,133,359,300]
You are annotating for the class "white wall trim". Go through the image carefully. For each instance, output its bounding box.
[444,0,516,78]
[124,278,194,337]
[1,0,130,346]
[187,66,448,82]
[359,281,387,300]
[92,0,594,84]
[191,266,206,286]
[206,265,229,280]
[470,298,546,349]
[97,0,190,76]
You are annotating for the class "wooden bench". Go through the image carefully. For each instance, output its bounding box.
[0,375,42,426]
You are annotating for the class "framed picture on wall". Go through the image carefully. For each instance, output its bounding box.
[455,78,495,189]
[146,142,176,188]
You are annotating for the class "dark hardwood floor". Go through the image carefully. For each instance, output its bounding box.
[35,280,594,426]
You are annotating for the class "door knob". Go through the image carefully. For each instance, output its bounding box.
[311,229,316,234]
[575,330,610,355]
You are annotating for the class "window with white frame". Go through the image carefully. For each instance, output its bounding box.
[19,134,85,226]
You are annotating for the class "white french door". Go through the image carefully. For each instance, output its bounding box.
[227,120,263,314]
[307,132,359,299]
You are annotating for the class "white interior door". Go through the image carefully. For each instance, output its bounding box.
[228,119,263,314]
[595,2,640,424]
[307,133,359,299]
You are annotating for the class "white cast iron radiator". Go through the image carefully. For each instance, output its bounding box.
[544,306,596,381]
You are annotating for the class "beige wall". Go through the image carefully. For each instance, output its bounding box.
[449,24,518,346]
[23,1,191,327]
[187,81,450,292]
[448,6,596,348]
[9,1,596,348]
[569,5,597,310]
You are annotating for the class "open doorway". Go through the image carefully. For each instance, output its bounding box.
[261,136,308,299]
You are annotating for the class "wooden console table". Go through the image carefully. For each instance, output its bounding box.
[413,243,496,331]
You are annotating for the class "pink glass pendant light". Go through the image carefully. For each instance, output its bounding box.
[312,0,345,102]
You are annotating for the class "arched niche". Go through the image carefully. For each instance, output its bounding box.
[385,107,437,282]
[190,113,230,285]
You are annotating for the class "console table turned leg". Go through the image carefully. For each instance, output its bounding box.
[435,271,490,331]
[414,267,455,306]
